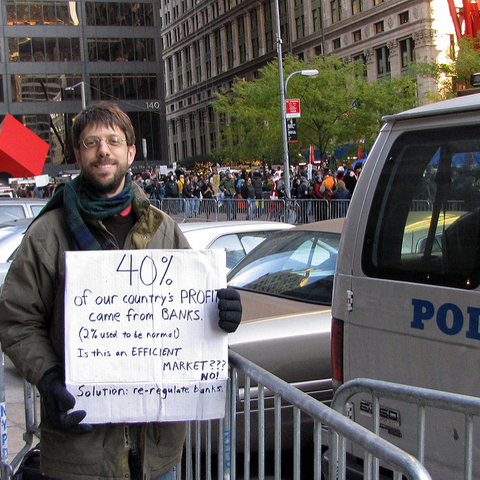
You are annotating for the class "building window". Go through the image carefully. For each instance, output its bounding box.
[400,37,415,70]
[87,38,155,62]
[7,1,80,26]
[375,21,384,34]
[204,35,212,79]
[250,8,260,58]
[185,47,192,87]
[194,41,201,83]
[176,51,183,89]
[353,53,367,77]
[399,11,409,24]
[373,0,385,5]
[352,0,363,15]
[264,1,274,52]
[280,0,289,42]
[167,56,174,94]
[333,37,341,49]
[214,29,223,73]
[331,0,341,23]
[314,45,323,56]
[238,15,247,63]
[89,74,158,100]
[376,46,391,79]
[353,30,362,42]
[11,74,81,102]
[296,15,305,39]
[226,22,234,69]
[85,2,154,27]
[9,37,81,62]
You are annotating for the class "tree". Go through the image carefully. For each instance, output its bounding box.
[415,37,480,100]
[212,54,418,163]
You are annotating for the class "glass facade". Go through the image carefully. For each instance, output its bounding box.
[7,1,79,25]
[1,1,166,170]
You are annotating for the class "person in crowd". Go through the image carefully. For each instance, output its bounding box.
[252,171,264,218]
[177,174,185,212]
[241,176,256,220]
[0,102,242,480]
[182,175,194,218]
[295,176,310,223]
[320,168,336,201]
[165,171,180,214]
[219,171,236,220]
[192,174,201,217]
[344,162,362,195]
[200,175,215,220]
[332,180,351,217]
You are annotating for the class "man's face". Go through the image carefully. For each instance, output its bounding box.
[75,123,136,197]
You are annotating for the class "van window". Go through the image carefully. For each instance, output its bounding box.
[363,124,480,289]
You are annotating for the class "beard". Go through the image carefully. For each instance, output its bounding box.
[82,162,129,196]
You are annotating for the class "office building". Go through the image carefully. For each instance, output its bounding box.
[160,0,455,164]
[0,1,166,174]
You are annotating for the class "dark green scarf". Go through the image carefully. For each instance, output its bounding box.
[37,173,134,250]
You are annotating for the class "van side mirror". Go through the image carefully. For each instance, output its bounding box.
[471,73,480,87]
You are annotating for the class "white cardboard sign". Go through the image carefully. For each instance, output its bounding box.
[64,249,228,424]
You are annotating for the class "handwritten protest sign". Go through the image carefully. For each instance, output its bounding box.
[64,249,228,423]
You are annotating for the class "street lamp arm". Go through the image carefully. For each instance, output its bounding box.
[285,69,319,95]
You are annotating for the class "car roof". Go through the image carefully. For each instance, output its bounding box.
[0,198,48,204]
[0,217,34,229]
[382,92,480,123]
[289,217,345,235]
[179,221,294,234]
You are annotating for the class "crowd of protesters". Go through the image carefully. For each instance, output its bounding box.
[131,160,362,222]
[2,160,362,222]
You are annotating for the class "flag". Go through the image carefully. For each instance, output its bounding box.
[357,143,363,160]
[309,144,315,164]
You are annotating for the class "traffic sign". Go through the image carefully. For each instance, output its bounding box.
[287,118,298,142]
[286,99,301,118]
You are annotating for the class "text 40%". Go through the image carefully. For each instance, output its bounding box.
[116,253,174,286]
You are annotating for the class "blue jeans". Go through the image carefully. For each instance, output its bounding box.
[153,468,175,480]
[247,198,255,220]
[224,195,234,220]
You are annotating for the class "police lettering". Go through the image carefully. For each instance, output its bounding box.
[411,298,480,339]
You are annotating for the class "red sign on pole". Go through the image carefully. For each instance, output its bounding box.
[285,99,301,118]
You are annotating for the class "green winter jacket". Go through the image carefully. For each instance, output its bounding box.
[0,184,190,480]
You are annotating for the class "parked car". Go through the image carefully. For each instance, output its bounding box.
[0,198,48,224]
[227,218,343,395]
[225,218,344,451]
[179,220,294,270]
[0,218,32,287]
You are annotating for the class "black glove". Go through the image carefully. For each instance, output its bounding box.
[217,287,242,333]
[37,367,93,434]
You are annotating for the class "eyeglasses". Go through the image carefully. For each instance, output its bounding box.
[81,136,127,149]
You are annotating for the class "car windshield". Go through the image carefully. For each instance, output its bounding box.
[227,229,340,305]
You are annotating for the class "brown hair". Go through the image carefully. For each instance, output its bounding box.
[72,101,135,148]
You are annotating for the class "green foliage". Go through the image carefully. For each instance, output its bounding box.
[415,37,480,99]
[212,54,419,162]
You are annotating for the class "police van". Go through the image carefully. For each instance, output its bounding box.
[331,92,480,478]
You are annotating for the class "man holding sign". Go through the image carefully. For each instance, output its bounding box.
[0,102,241,480]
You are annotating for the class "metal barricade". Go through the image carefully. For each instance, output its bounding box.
[1,351,40,480]
[329,200,350,219]
[179,351,431,480]
[0,352,430,480]
[150,198,350,225]
[331,378,480,480]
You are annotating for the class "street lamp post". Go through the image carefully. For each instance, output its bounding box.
[65,81,86,110]
[280,69,318,198]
